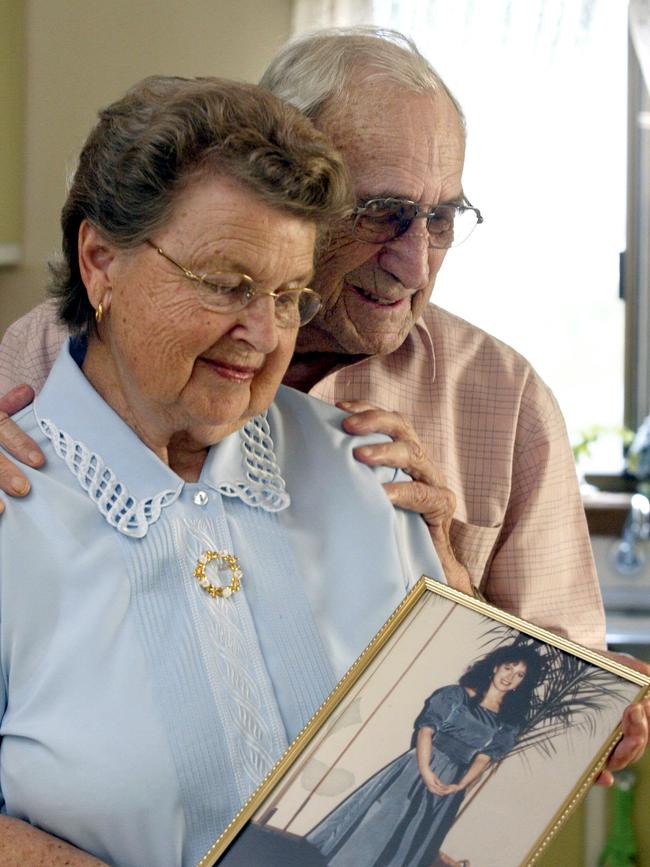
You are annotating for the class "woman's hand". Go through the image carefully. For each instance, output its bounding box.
[433,781,464,795]
[420,769,464,796]
[453,752,492,793]
[0,816,108,866]
[415,726,459,795]
[0,384,43,513]
[338,400,473,595]
[419,767,457,796]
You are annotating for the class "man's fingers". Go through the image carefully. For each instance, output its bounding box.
[0,412,44,467]
[353,437,443,487]
[350,423,457,525]
[339,401,416,444]
[341,398,457,527]
[0,452,31,498]
[0,385,45,501]
[595,768,614,787]
[606,701,649,773]
[340,401,446,485]
[0,384,35,416]
[340,404,414,440]
[385,479,471,594]
[607,737,645,772]
[593,653,650,786]
[384,480,455,522]
[339,399,472,595]
[353,438,423,471]
[336,399,382,415]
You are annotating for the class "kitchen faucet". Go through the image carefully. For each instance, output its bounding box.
[613,493,650,574]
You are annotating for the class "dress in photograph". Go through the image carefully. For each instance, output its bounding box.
[306,685,518,867]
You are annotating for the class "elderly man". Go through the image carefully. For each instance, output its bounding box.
[0,27,647,778]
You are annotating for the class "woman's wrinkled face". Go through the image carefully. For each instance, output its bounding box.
[88,175,316,449]
[491,661,528,693]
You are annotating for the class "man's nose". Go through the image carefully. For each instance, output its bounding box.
[234,294,280,354]
[378,220,431,289]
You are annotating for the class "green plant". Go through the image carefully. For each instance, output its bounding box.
[571,425,634,463]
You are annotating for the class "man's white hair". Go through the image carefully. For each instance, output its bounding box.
[259,25,465,129]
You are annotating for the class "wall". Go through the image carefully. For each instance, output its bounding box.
[0,0,293,336]
[0,0,24,266]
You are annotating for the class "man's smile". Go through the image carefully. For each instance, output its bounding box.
[346,282,409,308]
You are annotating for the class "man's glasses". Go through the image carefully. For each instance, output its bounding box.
[146,240,322,328]
[351,198,483,248]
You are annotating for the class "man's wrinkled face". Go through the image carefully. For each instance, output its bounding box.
[296,81,466,357]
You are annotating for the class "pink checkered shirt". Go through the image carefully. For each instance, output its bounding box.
[0,300,605,648]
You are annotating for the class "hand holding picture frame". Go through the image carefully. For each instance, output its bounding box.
[198,578,650,867]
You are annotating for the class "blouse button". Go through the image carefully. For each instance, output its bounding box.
[193,490,209,506]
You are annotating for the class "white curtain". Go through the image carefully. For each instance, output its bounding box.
[291,0,374,33]
[290,0,629,468]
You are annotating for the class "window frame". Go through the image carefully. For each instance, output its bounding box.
[624,9,650,434]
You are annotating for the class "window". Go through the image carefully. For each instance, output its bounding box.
[294,0,629,472]
[625,0,650,435]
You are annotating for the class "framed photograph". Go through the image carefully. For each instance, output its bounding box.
[198,578,650,867]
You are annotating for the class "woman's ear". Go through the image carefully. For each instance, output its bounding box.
[78,220,116,313]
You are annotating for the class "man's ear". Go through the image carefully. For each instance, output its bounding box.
[78,219,116,311]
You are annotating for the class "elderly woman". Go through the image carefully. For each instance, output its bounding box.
[0,77,444,866]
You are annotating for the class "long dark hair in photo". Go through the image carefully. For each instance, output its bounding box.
[459,642,545,726]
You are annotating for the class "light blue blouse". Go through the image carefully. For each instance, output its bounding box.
[0,340,444,867]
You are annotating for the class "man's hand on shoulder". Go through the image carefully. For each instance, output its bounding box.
[596,651,650,786]
[337,399,473,596]
[0,384,44,513]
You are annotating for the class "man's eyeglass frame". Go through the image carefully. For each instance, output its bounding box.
[351,197,484,248]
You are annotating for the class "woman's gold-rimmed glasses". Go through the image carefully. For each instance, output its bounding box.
[146,240,321,328]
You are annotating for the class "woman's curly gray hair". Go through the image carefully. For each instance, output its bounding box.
[50,75,352,334]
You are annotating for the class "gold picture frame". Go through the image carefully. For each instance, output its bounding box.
[198,578,650,867]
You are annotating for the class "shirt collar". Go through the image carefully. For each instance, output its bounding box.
[34,339,289,538]
[308,309,436,387]
[412,311,436,382]
[35,338,183,505]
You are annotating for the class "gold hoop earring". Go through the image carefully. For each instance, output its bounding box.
[95,302,104,323]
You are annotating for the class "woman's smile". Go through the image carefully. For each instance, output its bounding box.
[198,357,261,383]
[492,661,528,693]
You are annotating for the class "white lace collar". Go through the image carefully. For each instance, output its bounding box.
[40,412,290,539]
[35,340,290,540]
[212,411,289,512]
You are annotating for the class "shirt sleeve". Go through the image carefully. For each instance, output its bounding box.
[0,300,66,395]
[413,684,465,732]
[478,373,606,650]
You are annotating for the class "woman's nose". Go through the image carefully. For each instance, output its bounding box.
[234,294,280,354]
